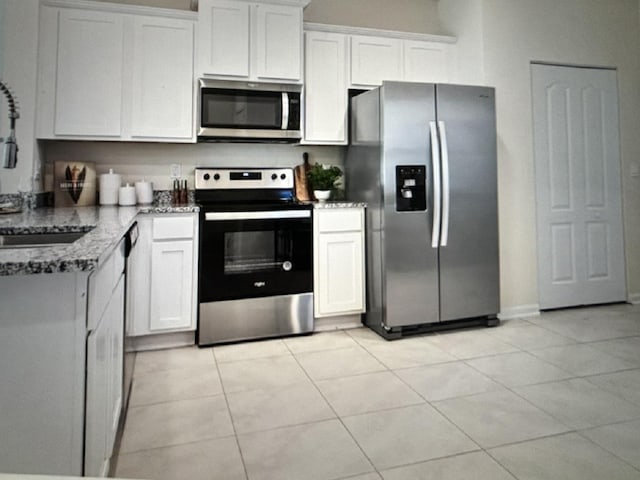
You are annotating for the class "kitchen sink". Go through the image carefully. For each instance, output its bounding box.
[0,231,90,248]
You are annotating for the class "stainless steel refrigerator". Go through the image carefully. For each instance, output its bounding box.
[346,81,499,339]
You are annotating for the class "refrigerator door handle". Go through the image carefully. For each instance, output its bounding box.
[429,121,441,249]
[438,121,450,247]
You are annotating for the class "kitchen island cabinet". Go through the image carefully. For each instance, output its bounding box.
[0,208,135,476]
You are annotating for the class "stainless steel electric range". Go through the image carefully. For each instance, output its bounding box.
[195,167,314,346]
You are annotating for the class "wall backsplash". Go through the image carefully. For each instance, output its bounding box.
[42,141,345,192]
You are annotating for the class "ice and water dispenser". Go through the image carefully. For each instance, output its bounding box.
[395,165,427,212]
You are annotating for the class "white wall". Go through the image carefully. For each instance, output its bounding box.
[303,0,442,34]
[437,0,485,85]
[442,0,640,309]
[0,0,41,194]
[43,141,344,191]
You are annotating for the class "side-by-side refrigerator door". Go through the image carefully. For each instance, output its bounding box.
[381,82,440,328]
[435,84,500,321]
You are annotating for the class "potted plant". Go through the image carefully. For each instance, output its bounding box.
[306,163,343,202]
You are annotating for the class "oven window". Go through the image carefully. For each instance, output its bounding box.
[224,230,291,274]
[202,90,282,129]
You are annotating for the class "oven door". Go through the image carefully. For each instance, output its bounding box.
[199,210,312,302]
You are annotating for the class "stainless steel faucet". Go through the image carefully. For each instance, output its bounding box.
[0,80,19,169]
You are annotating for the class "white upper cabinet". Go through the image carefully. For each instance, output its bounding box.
[199,0,250,77]
[130,15,194,139]
[403,40,450,83]
[54,9,124,136]
[197,0,307,82]
[302,24,455,145]
[350,35,403,87]
[303,31,348,144]
[255,4,302,81]
[37,1,196,142]
[350,35,453,87]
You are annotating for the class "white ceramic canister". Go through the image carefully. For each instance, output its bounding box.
[99,169,122,206]
[118,183,137,206]
[135,179,154,205]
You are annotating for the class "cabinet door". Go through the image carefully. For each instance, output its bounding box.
[316,231,365,317]
[255,4,302,81]
[131,16,194,139]
[85,274,124,477]
[304,31,347,144]
[350,35,402,87]
[55,9,124,136]
[106,276,124,456]
[403,40,449,83]
[85,307,111,477]
[198,0,250,77]
[130,216,152,336]
[150,240,194,331]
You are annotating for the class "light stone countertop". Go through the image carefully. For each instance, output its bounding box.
[309,201,367,209]
[0,204,199,276]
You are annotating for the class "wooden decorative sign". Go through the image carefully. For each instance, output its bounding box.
[54,161,97,207]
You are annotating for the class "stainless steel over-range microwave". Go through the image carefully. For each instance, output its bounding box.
[197,79,302,142]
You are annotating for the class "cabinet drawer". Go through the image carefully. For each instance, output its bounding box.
[152,216,194,240]
[316,209,363,233]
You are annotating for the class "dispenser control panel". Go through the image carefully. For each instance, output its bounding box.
[395,165,427,212]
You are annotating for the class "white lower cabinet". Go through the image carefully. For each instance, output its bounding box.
[0,235,126,477]
[85,272,124,477]
[131,213,199,341]
[150,239,195,331]
[313,208,366,317]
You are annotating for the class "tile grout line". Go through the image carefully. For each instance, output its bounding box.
[210,346,251,480]
[283,336,381,478]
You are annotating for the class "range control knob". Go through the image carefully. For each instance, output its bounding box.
[280,173,286,180]
[203,173,210,181]
[213,173,220,181]
[271,173,278,180]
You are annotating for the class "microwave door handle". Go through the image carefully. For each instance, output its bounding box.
[281,92,289,130]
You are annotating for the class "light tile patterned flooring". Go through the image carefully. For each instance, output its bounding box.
[114,304,640,480]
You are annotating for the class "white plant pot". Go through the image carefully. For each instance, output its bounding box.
[314,190,331,202]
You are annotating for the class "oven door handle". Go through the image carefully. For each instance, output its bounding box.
[205,210,311,221]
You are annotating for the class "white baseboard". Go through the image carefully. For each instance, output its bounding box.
[314,314,363,331]
[131,331,195,352]
[628,293,640,305]
[498,304,541,321]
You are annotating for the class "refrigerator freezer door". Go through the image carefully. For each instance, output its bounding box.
[380,82,440,328]
[435,84,500,321]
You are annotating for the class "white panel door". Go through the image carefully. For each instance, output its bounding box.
[532,64,626,309]
[255,4,302,81]
[55,9,124,136]
[350,35,402,87]
[150,240,194,331]
[316,232,365,316]
[403,40,449,83]
[303,31,347,144]
[199,0,249,77]
[131,16,194,139]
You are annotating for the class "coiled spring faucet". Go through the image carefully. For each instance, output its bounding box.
[0,80,19,169]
